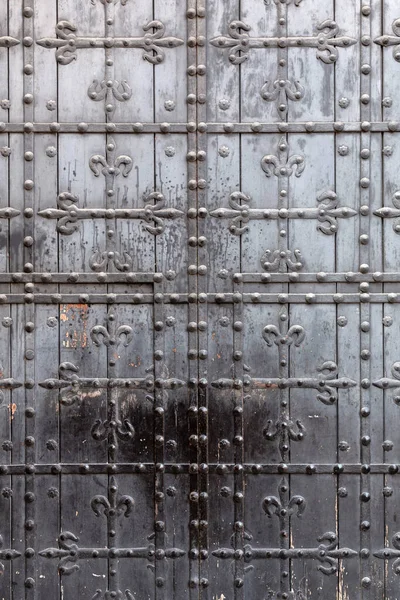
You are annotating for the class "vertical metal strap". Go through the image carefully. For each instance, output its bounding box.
[360,0,372,595]
[23,0,36,596]
[187,0,199,596]
[196,0,208,595]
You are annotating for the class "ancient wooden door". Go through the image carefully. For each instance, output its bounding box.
[1,0,400,598]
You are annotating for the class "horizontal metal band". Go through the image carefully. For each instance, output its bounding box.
[239,272,400,283]
[0,463,397,475]
[0,272,396,285]
[0,121,399,134]
[0,292,398,304]
[0,272,159,283]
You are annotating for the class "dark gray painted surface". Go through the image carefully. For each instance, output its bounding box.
[0,0,399,598]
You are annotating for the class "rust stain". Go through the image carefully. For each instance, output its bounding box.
[60,304,89,349]
[8,403,17,419]
[129,355,142,368]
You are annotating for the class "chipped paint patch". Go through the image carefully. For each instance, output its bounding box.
[8,403,16,418]
[80,390,102,399]
[60,304,89,348]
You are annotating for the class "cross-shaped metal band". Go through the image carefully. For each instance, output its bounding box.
[37,20,184,65]
[39,360,186,461]
[39,477,185,600]
[39,362,185,460]
[38,186,183,271]
[210,19,356,116]
[212,360,356,403]
[210,19,356,65]
[210,189,356,271]
[212,312,356,460]
[212,478,357,599]
[213,533,357,575]
[39,362,188,402]
[211,136,357,272]
[210,190,356,236]
[38,191,184,236]
[37,20,184,112]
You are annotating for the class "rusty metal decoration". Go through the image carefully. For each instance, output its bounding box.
[1,0,400,599]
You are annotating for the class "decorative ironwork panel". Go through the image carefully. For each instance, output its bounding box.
[0,0,400,599]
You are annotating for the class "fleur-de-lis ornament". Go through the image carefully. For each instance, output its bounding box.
[264,0,302,5]
[263,414,305,457]
[261,137,305,178]
[91,0,129,5]
[260,79,305,119]
[90,308,133,348]
[261,248,304,272]
[91,477,134,519]
[88,79,132,114]
[92,591,134,600]
[91,417,135,449]
[262,322,306,347]
[263,478,306,518]
[89,138,133,178]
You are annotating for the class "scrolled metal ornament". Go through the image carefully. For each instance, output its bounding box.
[210,191,252,236]
[316,190,357,235]
[90,309,133,348]
[91,0,129,5]
[374,531,400,576]
[261,136,305,179]
[37,20,184,65]
[39,477,184,599]
[89,139,133,179]
[88,79,132,109]
[374,18,400,63]
[261,248,304,272]
[39,190,183,236]
[89,250,133,273]
[263,415,306,458]
[374,190,400,234]
[263,478,306,518]
[260,79,305,118]
[264,0,302,5]
[373,362,400,405]
[262,322,306,347]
